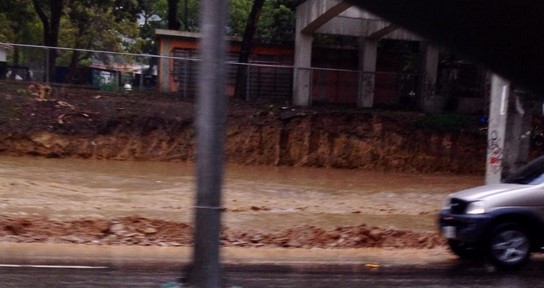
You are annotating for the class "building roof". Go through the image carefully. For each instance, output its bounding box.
[155,29,242,42]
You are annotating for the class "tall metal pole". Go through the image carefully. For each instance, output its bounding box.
[187,0,228,286]
[485,74,509,184]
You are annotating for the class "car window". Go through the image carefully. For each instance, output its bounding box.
[528,173,544,185]
[503,156,544,185]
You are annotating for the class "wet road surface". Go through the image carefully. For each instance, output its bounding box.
[0,259,543,288]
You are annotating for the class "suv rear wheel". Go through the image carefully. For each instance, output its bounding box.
[486,222,531,269]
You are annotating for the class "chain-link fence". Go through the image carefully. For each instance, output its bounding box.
[0,42,424,108]
[0,43,159,93]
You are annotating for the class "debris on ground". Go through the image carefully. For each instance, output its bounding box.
[0,216,445,249]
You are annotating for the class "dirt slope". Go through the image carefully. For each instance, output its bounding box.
[0,80,487,174]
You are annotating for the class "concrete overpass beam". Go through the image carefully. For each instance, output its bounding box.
[297,0,352,34]
[367,24,398,41]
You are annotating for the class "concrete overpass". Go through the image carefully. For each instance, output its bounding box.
[294,0,441,110]
[344,0,544,97]
[294,0,544,110]
[294,0,544,181]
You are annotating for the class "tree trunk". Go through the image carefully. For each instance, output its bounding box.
[167,0,181,30]
[33,0,65,82]
[65,50,81,84]
[233,0,266,100]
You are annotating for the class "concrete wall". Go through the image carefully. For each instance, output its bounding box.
[0,48,6,62]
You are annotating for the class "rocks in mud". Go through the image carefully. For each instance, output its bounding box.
[221,225,444,249]
[0,215,445,249]
[109,223,125,235]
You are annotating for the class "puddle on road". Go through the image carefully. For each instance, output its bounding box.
[0,156,484,231]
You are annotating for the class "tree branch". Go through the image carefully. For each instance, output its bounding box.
[32,0,51,40]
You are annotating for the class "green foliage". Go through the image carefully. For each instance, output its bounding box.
[228,0,251,36]
[113,0,140,22]
[1,0,298,67]
[63,0,140,50]
[0,0,39,44]
[228,0,295,43]
[51,0,141,69]
[258,0,296,43]
[414,113,475,131]
[151,0,199,31]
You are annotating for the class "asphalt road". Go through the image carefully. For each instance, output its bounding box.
[1,260,543,288]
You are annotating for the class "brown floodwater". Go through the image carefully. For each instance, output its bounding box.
[0,156,484,232]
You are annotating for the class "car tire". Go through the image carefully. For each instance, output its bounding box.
[486,222,531,270]
[447,240,481,260]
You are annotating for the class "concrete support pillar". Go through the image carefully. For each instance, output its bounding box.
[293,32,313,106]
[158,41,171,93]
[419,43,440,112]
[358,38,378,108]
[486,74,510,184]
[503,90,532,175]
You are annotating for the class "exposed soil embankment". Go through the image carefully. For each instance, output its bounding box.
[0,216,443,249]
[0,81,487,174]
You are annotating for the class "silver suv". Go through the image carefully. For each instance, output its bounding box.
[439,156,544,269]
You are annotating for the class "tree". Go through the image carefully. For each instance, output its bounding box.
[233,0,265,99]
[0,1,40,79]
[32,0,66,81]
[227,0,296,43]
[59,0,139,83]
[113,0,141,22]
[167,0,181,30]
[257,0,296,43]
[231,0,296,99]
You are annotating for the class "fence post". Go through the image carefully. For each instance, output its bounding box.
[139,57,144,92]
[45,47,50,83]
[245,65,250,101]
[183,58,188,98]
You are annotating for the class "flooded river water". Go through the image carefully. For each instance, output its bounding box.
[0,156,483,232]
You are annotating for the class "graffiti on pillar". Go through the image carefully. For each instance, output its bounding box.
[487,130,503,174]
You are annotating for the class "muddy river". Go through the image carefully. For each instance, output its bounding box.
[0,156,483,232]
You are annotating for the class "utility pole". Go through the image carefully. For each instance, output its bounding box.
[186,0,228,286]
[485,74,510,184]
